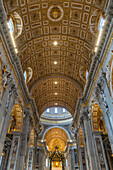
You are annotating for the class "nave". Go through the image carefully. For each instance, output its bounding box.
[0,0,113,169]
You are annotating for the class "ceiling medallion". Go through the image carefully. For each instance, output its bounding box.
[47,5,64,22]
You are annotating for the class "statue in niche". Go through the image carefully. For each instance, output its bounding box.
[105,64,110,83]
[10,115,16,132]
[1,65,11,99]
[1,64,18,111]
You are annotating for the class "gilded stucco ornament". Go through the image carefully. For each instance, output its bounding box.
[47,5,64,22]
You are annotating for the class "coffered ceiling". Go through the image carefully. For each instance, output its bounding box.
[3,0,108,116]
[31,77,81,115]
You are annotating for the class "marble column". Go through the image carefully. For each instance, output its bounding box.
[80,120,89,170]
[102,135,113,169]
[75,131,85,170]
[26,130,37,170]
[7,131,21,170]
[78,147,86,170]
[26,147,34,170]
[95,73,113,154]
[32,131,38,170]
[93,131,109,170]
[16,109,30,170]
[74,149,79,169]
[69,148,75,170]
[2,139,12,170]
[39,148,44,170]
[82,110,99,170]
[0,84,18,159]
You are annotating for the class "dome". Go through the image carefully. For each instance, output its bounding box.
[40,107,73,125]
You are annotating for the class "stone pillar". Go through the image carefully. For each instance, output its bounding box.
[26,147,34,170]
[39,148,44,170]
[16,109,30,170]
[74,149,79,169]
[1,138,12,170]
[103,135,113,169]
[69,148,75,170]
[24,124,31,169]
[80,120,89,170]
[75,130,86,170]
[26,129,37,170]
[0,72,18,158]
[78,147,86,170]
[95,73,113,154]
[7,131,21,170]
[93,131,109,170]
[82,110,99,170]
[32,130,38,169]
[0,67,18,157]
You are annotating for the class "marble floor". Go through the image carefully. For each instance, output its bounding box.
[52,167,62,170]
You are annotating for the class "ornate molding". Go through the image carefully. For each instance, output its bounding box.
[73,0,113,128]
[4,70,18,111]
[0,0,39,126]
[94,74,110,115]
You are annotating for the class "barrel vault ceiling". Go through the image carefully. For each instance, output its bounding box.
[3,0,108,116]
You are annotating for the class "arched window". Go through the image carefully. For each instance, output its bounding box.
[24,67,33,83]
[79,66,88,82]
[13,12,23,38]
[86,70,89,80]
[8,12,23,53]
[8,18,14,34]
[90,10,105,35]
[8,12,23,38]
[98,15,104,32]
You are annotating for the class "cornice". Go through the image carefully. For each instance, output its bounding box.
[0,0,39,127]
[73,0,113,127]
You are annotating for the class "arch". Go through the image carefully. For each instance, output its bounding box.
[30,74,84,95]
[19,34,94,51]
[8,104,23,132]
[42,126,70,141]
[89,9,105,36]
[8,12,23,53]
[8,12,23,38]
[37,100,75,117]
[43,127,70,152]
[31,76,81,117]
[40,107,73,125]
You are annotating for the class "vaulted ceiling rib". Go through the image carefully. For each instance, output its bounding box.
[3,0,108,116]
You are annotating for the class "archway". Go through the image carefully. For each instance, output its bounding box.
[0,103,23,170]
[91,101,113,169]
[44,127,69,170]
